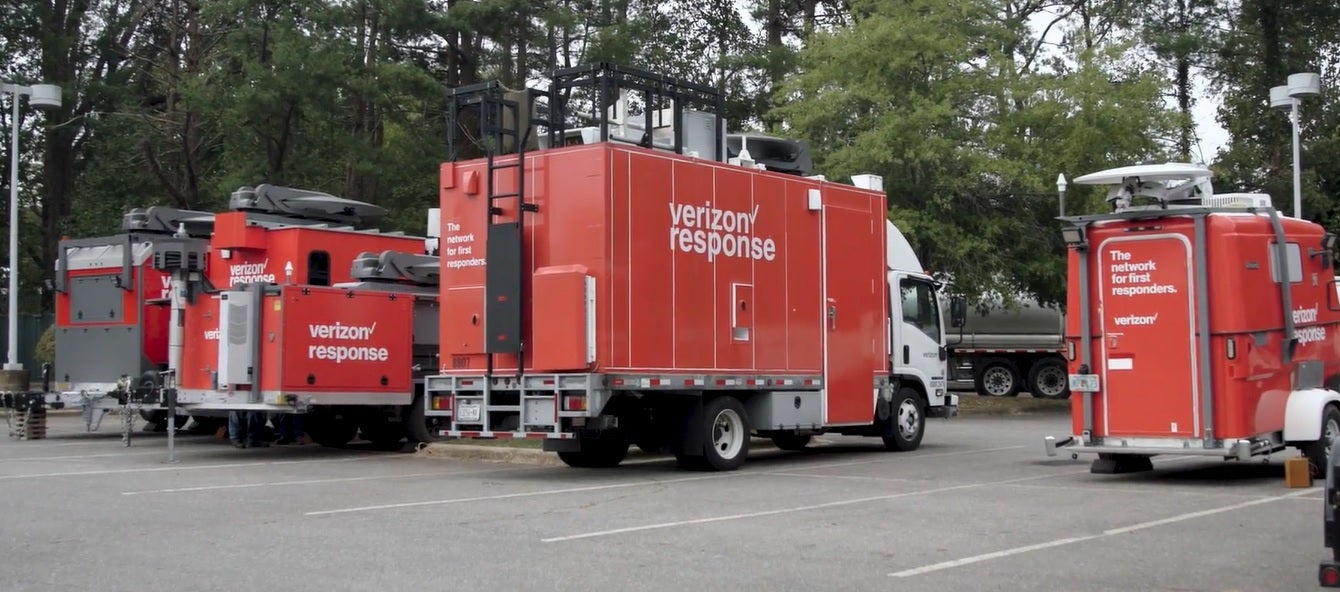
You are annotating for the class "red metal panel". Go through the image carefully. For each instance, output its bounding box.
[530,266,591,372]
[178,295,220,391]
[821,201,884,425]
[1096,232,1200,437]
[667,157,717,371]
[274,286,414,394]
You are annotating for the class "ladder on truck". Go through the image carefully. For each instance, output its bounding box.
[447,80,550,378]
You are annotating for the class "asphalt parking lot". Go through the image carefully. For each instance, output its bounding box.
[0,407,1325,592]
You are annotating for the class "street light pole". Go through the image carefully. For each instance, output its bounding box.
[1270,73,1321,220]
[1,82,62,375]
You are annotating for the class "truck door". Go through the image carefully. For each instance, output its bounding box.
[893,276,947,397]
[1097,234,1200,438]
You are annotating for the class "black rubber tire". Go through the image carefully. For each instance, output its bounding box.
[975,358,1021,397]
[406,391,443,444]
[1027,358,1070,400]
[1304,404,1340,475]
[881,386,925,452]
[770,433,812,451]
[689,396,750,472]
[557,437,629,468]
[309,414,358,448]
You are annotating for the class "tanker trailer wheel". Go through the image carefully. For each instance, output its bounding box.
[1303,405,1340,476]
[1027,358,1070,400]
[881,386,925,452]
[675,395,750,472]
[975,358,1021,397]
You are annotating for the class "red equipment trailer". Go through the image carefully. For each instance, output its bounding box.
[423,64,963,471]
[42,185,424,439]
[1044,163,1340,473]
[169,189,441,447]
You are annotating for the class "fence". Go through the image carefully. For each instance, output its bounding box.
[0,313,55,372]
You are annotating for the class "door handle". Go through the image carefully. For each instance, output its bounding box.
[828,305,837,329]
[903,345,910,364]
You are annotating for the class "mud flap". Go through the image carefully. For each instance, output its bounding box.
[670,397,707,457]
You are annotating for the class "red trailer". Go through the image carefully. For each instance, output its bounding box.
[1044,163,1340,473]
[424,64,962,471]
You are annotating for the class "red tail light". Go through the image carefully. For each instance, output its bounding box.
[431,394,453,411]
[562,395,586,411]
[1321,564,1340,587]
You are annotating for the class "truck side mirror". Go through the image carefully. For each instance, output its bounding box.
[950,296,967,328]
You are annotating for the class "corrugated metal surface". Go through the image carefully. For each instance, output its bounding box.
[0,313,55,372]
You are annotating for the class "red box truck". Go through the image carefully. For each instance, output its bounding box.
[423,64,964,471]
[1044,163,1340,474]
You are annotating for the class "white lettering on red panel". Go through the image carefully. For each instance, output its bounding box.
[1294,305,1327,344]
[668,202,777,263]
[229,259,276,286]
[441,221,487,270]
[306,321,390,363]
[1107,249,1178,296]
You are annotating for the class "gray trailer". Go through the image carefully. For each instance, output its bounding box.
[942,292,1069,399]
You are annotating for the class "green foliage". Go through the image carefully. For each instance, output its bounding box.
[1,0,1337,316]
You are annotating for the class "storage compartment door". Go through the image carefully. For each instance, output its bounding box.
[531,267,595,372]
[821,206,880,425]
[1097,234,1200,437]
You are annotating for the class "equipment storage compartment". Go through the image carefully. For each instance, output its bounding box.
[747,392,823,430]
[437,142,883,382]
[273,285,415,396]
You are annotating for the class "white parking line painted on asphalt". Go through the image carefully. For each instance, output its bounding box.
[123,465,546,495]
[0,454,375,481]
[888,487,1317,578]
[305,473,745,516]
[539,469,1095,543]
[0,450,165,462]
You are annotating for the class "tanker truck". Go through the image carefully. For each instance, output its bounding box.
[940,288,1069,399]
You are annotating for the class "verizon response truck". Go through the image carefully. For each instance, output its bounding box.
[423,63,964,471]
[1044,162,1340,474]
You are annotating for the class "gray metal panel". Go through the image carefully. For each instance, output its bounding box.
[1075,223,1093,436]
[746,391,823,430]
[945,294,1064,350]
[67,275,125,324]
[53,325,146,385]
[1193,215,1214,443]
[217,291,258,386]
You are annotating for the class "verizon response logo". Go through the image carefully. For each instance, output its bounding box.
[669,201,777,263]
[1294,305,1328,345]
[306,322,390,363]
[229,259,276,286]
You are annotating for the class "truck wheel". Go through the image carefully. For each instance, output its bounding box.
[975,358,1020,397]
[557,436,629,468]
[677,396,750,472]
[1027,358,1070,399]
[770,433,812,451]
[407,392,443,444]
[882,387,925,452]
[1304,405,1340,475]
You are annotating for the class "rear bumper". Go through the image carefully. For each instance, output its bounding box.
[1044,434,1278,461]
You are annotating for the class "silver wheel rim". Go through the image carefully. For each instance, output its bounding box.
[982,367,1014,396]
[1035,365,1068,398]
[897,398,920,441]
[712,408,744,459]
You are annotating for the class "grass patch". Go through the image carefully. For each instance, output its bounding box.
[957,394,1071,415]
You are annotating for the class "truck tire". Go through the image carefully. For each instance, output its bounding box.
[1304,404,1340,475]
[1027,358,1070,399]
[770,433,812,451]
[557,436,629,468]
[676,395,750,472]
[882,386,925,452]
[975,358,1020,397]
[407,391,443,444]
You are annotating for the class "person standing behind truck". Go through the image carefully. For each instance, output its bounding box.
[228,410,268,448]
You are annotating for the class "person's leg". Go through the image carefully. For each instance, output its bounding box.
[275,414,295,445]
[247,411,269,447]
[227,411,246,448]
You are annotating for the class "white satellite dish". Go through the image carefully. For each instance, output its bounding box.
[1073,163,1211,185]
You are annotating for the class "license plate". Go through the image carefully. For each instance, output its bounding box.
[456,403,481,422]
[1068,374,1100,393]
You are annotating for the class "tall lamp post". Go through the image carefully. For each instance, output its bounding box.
[1,81,61,381]
[1270,72,1321,220]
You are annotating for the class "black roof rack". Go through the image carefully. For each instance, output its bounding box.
[347,250,440,286]
[120,206,216,237]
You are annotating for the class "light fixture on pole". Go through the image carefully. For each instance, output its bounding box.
[1270,72,1321,220]
[2,81,61,377]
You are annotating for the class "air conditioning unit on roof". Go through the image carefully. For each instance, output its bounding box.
[1204,192,1273,209]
